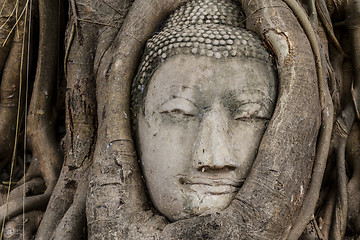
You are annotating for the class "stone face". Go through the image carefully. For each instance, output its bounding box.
[135,55,277,221]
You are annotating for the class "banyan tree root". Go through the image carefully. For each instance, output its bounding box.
[36,0,134,238]
[14,154,42,187]
[0,189,51,227]
[0,0,15,71]
[0,0,61,230]
[3,178,46,204]
[346,0,360,119]
[330,103,356,239]
[48,168,89,240]
[315,104,357,239]
[35,12,98,239]
[3,211,43,240]
[346,122,360,234]
[276,1,334,238]
[316,0,347,57]
[0,0,28,170]
[319,187,337,238]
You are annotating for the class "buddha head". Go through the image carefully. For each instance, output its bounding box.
[131,0,277,221]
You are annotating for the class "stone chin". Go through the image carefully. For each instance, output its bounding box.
[153,184,239,222]
[182,186,238,217]
[157,175,243,221]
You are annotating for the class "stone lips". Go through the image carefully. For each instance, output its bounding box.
[131,0,274,118]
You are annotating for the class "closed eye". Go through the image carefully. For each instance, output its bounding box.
[233,102,271,121]
[161,109,196,117]
[159,97,198,117]
[234,116,269,123]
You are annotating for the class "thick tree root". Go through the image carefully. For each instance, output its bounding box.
[3,211,43,240]
[15,155,42,187]
[50,168,89,240]
[0,0,61,232]
[320,188,336,238]
[5,177,45,203]
[346,122,360,234]
[279,0,334,238]
[346,0,360,119]
[26,0,62,187]
[316,0,347,57]
[0,189,51,227]
[0,0,16,72]
[330,103,356,239]
[0,15,27,168]
[35,0,97,237]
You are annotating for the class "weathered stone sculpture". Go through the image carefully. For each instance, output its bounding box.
[132,0,277,221]
[1,0,360,239]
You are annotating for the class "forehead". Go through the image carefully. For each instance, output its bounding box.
[144,54,276,108]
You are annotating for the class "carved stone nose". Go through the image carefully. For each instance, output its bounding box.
[193,106,235,171]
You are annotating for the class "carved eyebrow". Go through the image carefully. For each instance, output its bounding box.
[233,89,275,104]
[159,96,198,109]
[221,89,275,113]
[240,101,274,116]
